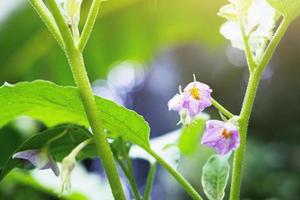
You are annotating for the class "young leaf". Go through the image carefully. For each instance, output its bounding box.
[0,80,150,149]
[178,114,208,155]
[201,155,230,200]
[0,124,95,180]
[267,0,300,21]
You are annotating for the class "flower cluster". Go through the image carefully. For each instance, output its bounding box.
[218,0,276,61]
[168,77,240,156]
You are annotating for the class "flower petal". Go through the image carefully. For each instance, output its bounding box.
[13,149,60,176]
[168,94,183,111]
[182,81,212,117]
[13,149,42,168]
[201,120,240,156]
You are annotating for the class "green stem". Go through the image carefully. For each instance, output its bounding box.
[116,157,141,200]
[64,32,127,200]
[143,163,157,200]
[229,19,290,200]
[69,138,94,158]
[229,73,260,200]
[126,161,141,199]
[28,0,64,48]
[211,98,234,119]
[146,148,203,200]
[257,19,290,75]
[241,29,256,73]
[78,0,103,51]
[121,141,141,200]
[42,1,127,199]
[46,0,74,47]
[237,5,256,73]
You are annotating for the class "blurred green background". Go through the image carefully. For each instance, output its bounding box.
[1,0,300,199]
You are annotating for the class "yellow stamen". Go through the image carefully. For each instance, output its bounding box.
[222,129,232,139]
[190,86,201,100]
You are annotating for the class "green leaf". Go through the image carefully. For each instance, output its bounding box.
[0,124,95,181]
[178,115,207,155]
[267,0,300,21]
[201,155,230,200]
[0,126,23,168]
[0,80,150,148]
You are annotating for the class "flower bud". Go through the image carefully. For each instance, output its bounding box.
[60,155,76,193]
[13,148,60,176]
[64,0,83,26]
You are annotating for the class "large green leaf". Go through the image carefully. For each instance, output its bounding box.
[0,124,95,180]
[201,155,230,200]
[178,115,207,155]
[267,0,300,21]
[0,80,150,148]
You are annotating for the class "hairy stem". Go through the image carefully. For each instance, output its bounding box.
[46,0,73,46]
[37,0,127,199]
[229,19,290,200]
[229,73,260,200]
[211,98,235,119]
[143,163,157,200]
[116,157,141,200]
[237,5,256,73]
[78,0,103,51]
[65,30,127,200]
[257,19,290,74]
[121,140,141,200]
[28,0,64,48]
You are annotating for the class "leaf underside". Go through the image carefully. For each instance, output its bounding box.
[201,155,230,200]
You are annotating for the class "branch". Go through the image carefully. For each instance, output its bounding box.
[28,0,64,48]
[143,163,157,200]
[256,19,290,75]
[211,98,235,119]
[78,0,103,51]
[237,6,256,73]
[46,0,74,48]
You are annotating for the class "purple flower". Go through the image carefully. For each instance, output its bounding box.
[201,120,240,156]
[168,79,212,125]
[13,148,60,176]
[182,81,212,117]
[168,93,183,112]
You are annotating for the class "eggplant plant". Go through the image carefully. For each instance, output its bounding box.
[0,0,299,199]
